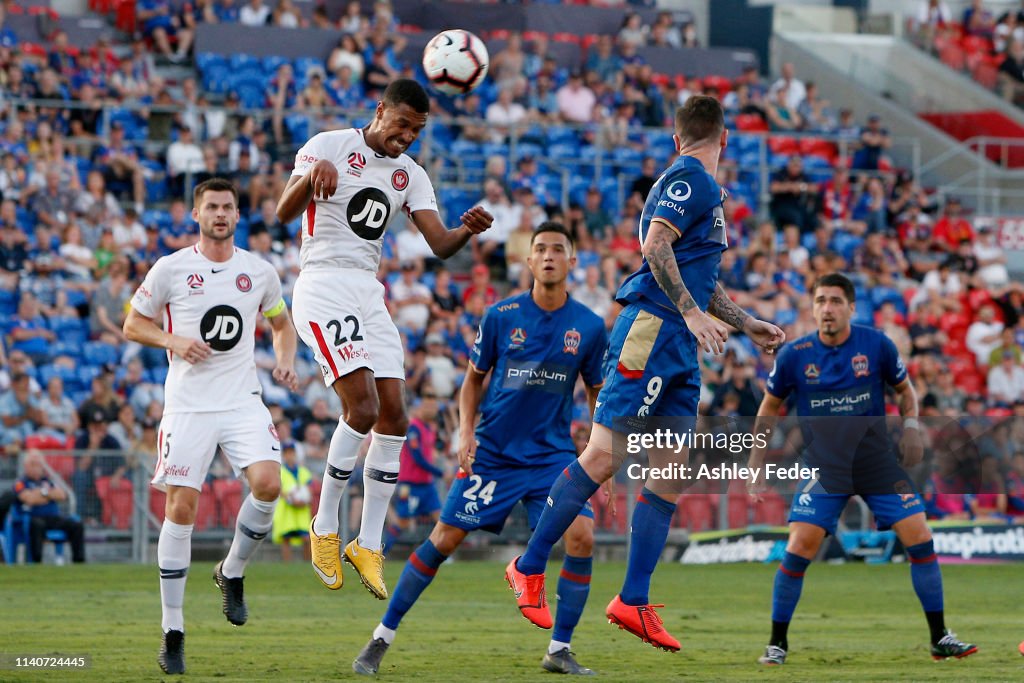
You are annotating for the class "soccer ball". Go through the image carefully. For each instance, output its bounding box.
[422,29,489,96]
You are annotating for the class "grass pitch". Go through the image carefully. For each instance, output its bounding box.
[1,559,1021,681]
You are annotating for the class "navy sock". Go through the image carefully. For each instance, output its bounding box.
[518,461,599,575]
[769,552,811,648]
[620,488,676,606]
[382,524,403,554]
[381,540,446,630]
[553,554,592,643]
[906,540,946,644]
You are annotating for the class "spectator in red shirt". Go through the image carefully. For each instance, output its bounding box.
[931,197,975,251]
[461,264,497,306]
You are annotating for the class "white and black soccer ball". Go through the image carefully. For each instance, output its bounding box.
[422,29,489,96]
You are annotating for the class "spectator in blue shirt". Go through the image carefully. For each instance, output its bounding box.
[13,452,86,562]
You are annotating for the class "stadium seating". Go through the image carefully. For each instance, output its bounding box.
[95,476,134,530]
[213,478,244,529]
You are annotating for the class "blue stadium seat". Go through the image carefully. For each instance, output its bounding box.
[229,53,260,71]
[149,366,169,385]
[546,126,578,147]
[195,52,226,72]
[261,55,289,74]
[83,341,119,367]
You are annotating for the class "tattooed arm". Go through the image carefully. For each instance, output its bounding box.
[893,377,923,467]
[641,221,699,314]
[641,220,728,353]
[707,282,751,331]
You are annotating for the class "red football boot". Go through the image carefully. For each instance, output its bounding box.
[606,595,681,652]
[504,556,552,629]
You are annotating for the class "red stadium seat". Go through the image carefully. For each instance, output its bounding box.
[194,483,217,531]
[149,488,167,522]
[752,491,788,526]
[973,62,999,90]
[703,75,732,94]
[677,494,716,532]
[310,479,322,518]
[25,434,72,451]
[800,137,838,162]
[213,478,244,529]
[768,136,800,155]
[735,114,769,132]
[95,476,134,530]
[939,45,965,71]
[551,32,581,45]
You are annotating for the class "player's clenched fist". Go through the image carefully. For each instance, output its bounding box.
[170,336,212,364]
[307,159,339,200]
[461,206,493,235]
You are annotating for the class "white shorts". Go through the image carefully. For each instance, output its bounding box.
[153,398,280,492]
[292,268,405,385]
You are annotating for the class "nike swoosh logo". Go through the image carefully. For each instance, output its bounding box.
[313,565,337,585]
[514,588,523,598]
[271,446,280,451]
[212,268,227,273]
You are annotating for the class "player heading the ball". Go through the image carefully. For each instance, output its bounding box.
[276,78,493,599]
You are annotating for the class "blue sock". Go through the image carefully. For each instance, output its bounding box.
[382,524,402,554]
[553,554,592,643]
[771,552,811,624]
[518,461,599,576]
[381,540,446,630]
[907,540,943,612]
[620,488,676,606]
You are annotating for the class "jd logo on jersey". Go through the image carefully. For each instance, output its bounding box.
[200,305,243,351]
[347,188,391,240]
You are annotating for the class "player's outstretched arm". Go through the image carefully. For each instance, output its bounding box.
[123,307,212,364]
[708,283,786,354]
[413,206,493,259]
[642,220,729,354]
[746,392,784,501]
[267,308,299,392]
[275,160,337,223]
[456,363,488,475]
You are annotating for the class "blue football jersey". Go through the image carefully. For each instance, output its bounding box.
[616,155,728,316]
[767,325,909,476]
[469,291,607,466]
[766,324,908,416]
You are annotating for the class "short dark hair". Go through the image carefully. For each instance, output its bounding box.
[675,95,724,146]
[811,272,856,303]
[383,79,430,114]
[675,95,725,146]
[531,221,575,253]
[193,177,239,206]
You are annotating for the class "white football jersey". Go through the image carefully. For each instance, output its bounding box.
[130,245,285,415]
[291,128,437,273]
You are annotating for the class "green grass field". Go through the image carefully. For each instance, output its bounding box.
[1,559,1021,681]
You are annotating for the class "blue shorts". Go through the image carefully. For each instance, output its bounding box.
[788,479,925,535]
[440,455,594,535]
[393,482,441,519]
[594,302,700,431]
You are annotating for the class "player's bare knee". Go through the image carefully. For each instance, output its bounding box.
[565,528,594,557]
[893,514,931,546]
[251,477,281,502]
[579,447,614,483]
[165,497,198,525]
[345,400,380,434]
[428,523,466,556]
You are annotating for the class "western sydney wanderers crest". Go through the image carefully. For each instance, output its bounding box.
[563,328,581,355]
[391,169,409,191]
[236,273,252,292]
[852,353,870,378]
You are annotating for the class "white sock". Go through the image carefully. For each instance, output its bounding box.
[221,494,276,578]
[548,640,571,655]
[357,431,404,552]
[158,520,193,633]
[314,420,366,535]
[373,623,397,645]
